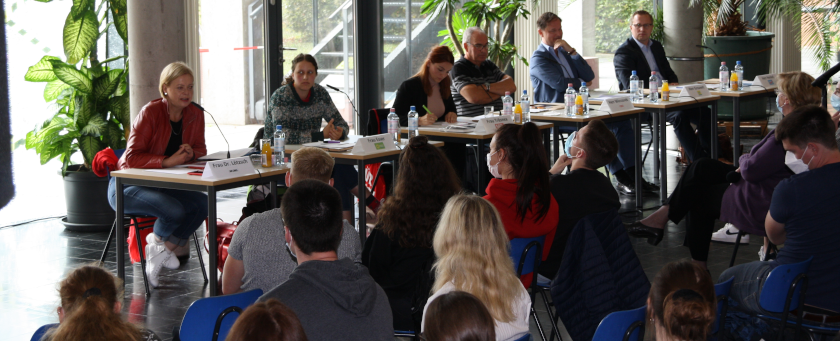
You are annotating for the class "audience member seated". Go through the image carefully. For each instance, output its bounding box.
[423,194,530,341]
[614,10,713,163]
[42,264,161,341]
[483,122,559,287]
[362,136,461,331]
[258,180,392,341]
[719,105,840,339]
[649,260,716,341]
[530,12,653,195]
[392,46,466,180]
[539,119,620,281]
[107,61,207,288]
[263,53,380,222]
[627,72,820,267]
[422,291,496,341]
[222,147,361,294]
[449,27,516,116]
[226,299,308,341]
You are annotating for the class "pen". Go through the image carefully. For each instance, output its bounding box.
[323,140,341,144]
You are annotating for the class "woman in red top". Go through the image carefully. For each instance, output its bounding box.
[483,122,559,287]
[107,62,208,288]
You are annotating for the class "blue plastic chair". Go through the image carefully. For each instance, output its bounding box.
[179,289,263,341]
[591,305,647,341]
[30,323,59,341]
[712,276,735,339]
[756,256,812,341]
[510,236,562,341]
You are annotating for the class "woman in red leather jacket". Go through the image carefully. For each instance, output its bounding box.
[107,62,208,288]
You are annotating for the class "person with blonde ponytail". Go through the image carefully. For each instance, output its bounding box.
[422,194,530,341]
[648,260,716,341]
[42,264,160,341]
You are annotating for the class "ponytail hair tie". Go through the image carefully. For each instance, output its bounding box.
[83,287,102,298]
[671,288,703,301]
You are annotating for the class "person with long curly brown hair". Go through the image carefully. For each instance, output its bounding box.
[42,264,161,341]
[362,135,461,331]
[226,299,308,341]
[648,260,716,341]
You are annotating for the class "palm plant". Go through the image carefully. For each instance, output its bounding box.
[752,0,838,71]
[690,0,748,37]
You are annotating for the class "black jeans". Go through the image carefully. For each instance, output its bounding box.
[665,158,736,261]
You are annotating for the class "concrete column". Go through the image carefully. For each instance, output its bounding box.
[767,13,801,74]
[663,0,704,83]
[558,0,595,56]
[513,0,559,97]
[127,0,186,121]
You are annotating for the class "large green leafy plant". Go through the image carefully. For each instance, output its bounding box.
[21,0,129,175]
[422,0,538,69]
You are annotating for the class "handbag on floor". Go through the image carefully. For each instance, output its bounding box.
[127,217,156,264]
[203,218,238,272]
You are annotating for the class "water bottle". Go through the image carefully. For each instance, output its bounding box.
[734,60,744,89]
[387,108,400,144]
[649,71,661,103]
[629,71,641,102]
[719,62,730,91]
[273,125,286,165]
[575,95,584,116]
[564,83,576,117]
[408,105,419,139]
[661,81,670,101]
[502,91,513,116]
[520,90,530,123]
[579,82,590,115]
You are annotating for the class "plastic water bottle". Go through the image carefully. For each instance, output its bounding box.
[273,125,285,165]
[387,108,400,145]
[629,71,641,102]
[719,62,730,91]
[564,83,576,117]
[520,90,530,123]
[502,91,513,116]
[408,106,419,139]
[661,81,670,101]
[734,60,744,89]
[579,82,590,115]
[649,71,661,103]
[575,95,584,116]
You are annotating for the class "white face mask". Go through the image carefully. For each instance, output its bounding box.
[486,150,503,179]
[785,151,809,174]
[568,135,586,159]
[285,235,297,259]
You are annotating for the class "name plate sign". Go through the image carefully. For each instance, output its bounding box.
[202,157,255,180]
[351,134,398,154]
[598,97,635,113]
[679,84,712,98]
[473,116,513,134]
[752,74,777,89]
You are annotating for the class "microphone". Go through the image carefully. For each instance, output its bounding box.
[326,84,358,117]
[812,62,840,88]
[192,101,230,159]
[696,45,722,64]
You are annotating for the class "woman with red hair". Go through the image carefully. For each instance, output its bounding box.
[392,45,458,126]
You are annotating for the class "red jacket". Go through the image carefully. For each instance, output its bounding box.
[484,178,559,287]
[118,99,206,170]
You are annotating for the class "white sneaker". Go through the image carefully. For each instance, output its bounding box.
[710,223,749,244]
[758,246,766,261]
[146,233,180,270]
[144,238,175,288]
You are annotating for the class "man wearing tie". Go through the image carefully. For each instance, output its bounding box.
[530,12,655,194]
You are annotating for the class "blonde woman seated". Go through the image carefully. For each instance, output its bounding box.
[422,194,530,341]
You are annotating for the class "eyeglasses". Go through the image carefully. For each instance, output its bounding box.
[468,42,489,50]
[775,89,784,96]
[631,24,653,29]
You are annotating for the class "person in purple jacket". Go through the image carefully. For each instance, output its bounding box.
[625,71,821,269]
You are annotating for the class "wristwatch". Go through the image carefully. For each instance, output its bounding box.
[485,82,491,91]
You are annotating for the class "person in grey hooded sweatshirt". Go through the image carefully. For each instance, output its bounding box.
[258,179,393,341]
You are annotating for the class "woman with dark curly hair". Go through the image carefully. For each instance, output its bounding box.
[362,136,461,331]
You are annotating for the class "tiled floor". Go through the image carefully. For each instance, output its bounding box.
[1,131,767,341]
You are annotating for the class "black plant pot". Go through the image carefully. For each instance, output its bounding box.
[61,164,114,232]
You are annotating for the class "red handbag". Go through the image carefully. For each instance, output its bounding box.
[204,218,238,272]
[126,217,157,264]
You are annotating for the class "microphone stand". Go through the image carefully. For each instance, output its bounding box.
[326,84,359,134]
[696,45,723,64]
[191,101,230,159]
[812,61,840,108]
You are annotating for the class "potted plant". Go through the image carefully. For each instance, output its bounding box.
[20,0,129,231]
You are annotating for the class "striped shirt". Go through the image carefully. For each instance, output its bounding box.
[450,57,506,117]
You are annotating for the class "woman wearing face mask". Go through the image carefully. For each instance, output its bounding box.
[627,71,821,267]
[483,122,559,287]
[830,84,840,147]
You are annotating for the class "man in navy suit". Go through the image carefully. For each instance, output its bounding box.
[530,12,655,194]
[614,10,713,163]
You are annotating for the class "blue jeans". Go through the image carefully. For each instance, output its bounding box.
[107,177,208,246]
[719,260,777,316]
[666,107,713,162]
[332,164,358,211]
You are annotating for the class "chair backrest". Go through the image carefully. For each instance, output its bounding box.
[509,236,545,278]
[366,108,390,136]
[713,276,735,335]
[179,289,264,341]
[513,333,532,341]
[759,256,813,313]
[30,323,59,341]
[591,305,647,341]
